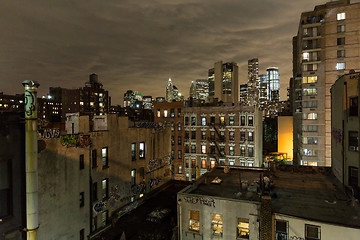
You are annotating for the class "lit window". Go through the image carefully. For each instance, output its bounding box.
[303,148,318,157]
[178,122,182,131]
[305,224,320,240]
[191,144,196,153]
[139,142,145,158]
[201,131,206,140]
[191,117,196,126]
[229,146,234,156]
[336,62,345,70]
[131,143,136,161]
[240,146,245,156]
[170,109,175,118]
[131,169,136,185]
[80,101,84,106]
[303,112,317,120]
[303,88,317,96]
[237,218,249,239]
[219,116,225,125]
[275,220,288,240]
[229,116,234,125]
[178,150,182,159]
[229,131,235,141]
[337,12,345,21]
[303,52,310,61]
[302,76,318,84]
[211,214,223,236]
[303,137,318,145]
[102,147,108,168]
[201,159,206,169]
[201,145,206,154]
[229,160,234,166]
[248,116,253,126]
[210,160,216,168]
[201,117,206,126]
[164,110,168,118]
[157,109,160,118]
[189,210,200,231]
[248,132,253,142]
[178,165,182,174]
[102,178,108,200]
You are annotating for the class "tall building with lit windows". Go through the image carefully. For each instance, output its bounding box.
[208,61,239,104]
[247,58,259,107]
[292,0,360,166]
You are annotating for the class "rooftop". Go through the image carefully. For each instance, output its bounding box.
[180,165,360,228]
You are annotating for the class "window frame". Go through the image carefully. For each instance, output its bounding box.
[237,218,250,239]
[101,147,108,168]
[131,143,136,161]
[139,142,145,159]
[305,224,321,240]
[189,210,200,232]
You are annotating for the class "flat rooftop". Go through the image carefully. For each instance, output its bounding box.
[180,165,360,228]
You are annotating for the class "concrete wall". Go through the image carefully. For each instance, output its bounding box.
[178,192,260,240]
[275,214,360,240]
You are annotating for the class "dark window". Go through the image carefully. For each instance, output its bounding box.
[191,159,196,168]
[92,182,98,201]
[80,154,84,170]
[80,192,84,207]
[92,149,97,168]
[139,142,145,158]
[185,131,189,140]
[305,224,320,240]
[349,131,358,151]
[248,116,253,126]
[0,160,11,218]
[185,116,189,125]
[185,145,189,153]
[102,147,108,168]
[201,131,206,140]
[177,108,181,117]
[220,146,225,156]
[240,116,246,126]
[210,116,215,125]
[240,132,245,141]
[185,159,189,168]
[337,50,345,58]
[191,145,196,153]
[210,131,215,141]
[248,147,254,157]
[171,136,175,146]
[178,136,182,145]
[92,216,97,232]
[191,131,196,140]
[349,97,358,116]
[349,166,359,187]
[178,150,182,159]
[220,131,225,141]
[80,229,85,240]
[275,220,288,240]
[131,143,136,161]
[337,24,345,33]
[337,37,345,45]
[210,146,216,154]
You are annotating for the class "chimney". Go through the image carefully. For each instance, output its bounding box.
[260,195,273,240]
[22,80,40,240]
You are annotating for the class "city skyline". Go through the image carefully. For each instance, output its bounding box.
[2,0,356,104]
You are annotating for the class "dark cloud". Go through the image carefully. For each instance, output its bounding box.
[1,0,349,104]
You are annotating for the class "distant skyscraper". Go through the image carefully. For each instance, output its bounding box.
[208,61,239,103]
[258,75,268,109]
[166,78,182,102]
[195,79,209,101]
[239,84,248,105]
[267,67,280,101]
[189,81,196,99]
[247,58,259,107]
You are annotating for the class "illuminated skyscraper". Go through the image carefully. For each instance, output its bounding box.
[267,67,280,101]
[195,79,209,101]
[247,58,259,106]
[189,81,196,99]
[208,61,239,103]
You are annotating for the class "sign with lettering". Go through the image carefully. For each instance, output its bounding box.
[60,134,91,147]
[184,196,216,207]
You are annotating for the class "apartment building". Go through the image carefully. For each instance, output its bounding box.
[182,105,263,181]
[178,165,360,240]
[292,0,360,166]
[331,71,360,199]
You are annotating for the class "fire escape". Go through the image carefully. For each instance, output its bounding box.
[208,117,226,168]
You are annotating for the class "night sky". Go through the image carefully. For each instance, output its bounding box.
[0,0,338,104]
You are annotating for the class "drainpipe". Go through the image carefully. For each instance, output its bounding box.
[23,80,40,240]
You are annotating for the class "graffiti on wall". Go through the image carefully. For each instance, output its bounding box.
[290,236,304,240]
[131,183,146,195]
[148,178,161,190]
[93,201,106,214]
[184,196,216,207]
[24,89,36,117]
[118,201,138,216]
[38,128,60,139]
[60,134,91,147]
[332,128,343,144]
[147,153,171,172]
